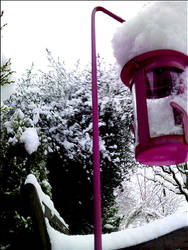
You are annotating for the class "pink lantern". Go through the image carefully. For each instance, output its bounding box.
[91,6,187,250]
[120,49,188,166]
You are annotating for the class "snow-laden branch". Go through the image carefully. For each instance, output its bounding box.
[149,165,188,202]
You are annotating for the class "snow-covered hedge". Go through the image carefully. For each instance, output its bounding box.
[1,53,135,240]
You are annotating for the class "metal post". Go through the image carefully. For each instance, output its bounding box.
[91,7,124,250]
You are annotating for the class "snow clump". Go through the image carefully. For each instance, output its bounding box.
[20,127,40,154]
[112,2,187,68]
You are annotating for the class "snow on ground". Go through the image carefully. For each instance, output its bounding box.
[26,174,188,250]
[20,128,40,154]
[112,2,187,68]
[46,211,188,250]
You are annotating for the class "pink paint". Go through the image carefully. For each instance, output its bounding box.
[91,6,124,250]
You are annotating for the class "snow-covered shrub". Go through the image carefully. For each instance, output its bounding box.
[43,54,136,234]
[1,106,51,189]
[0,97,51,249]
[116,166,186,230]
[2,51,136,235]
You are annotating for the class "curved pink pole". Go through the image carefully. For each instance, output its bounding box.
[91,7,125,250]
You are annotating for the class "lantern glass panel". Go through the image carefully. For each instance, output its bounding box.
[147,67,184,138]
[132,67,185,144]
[145,67,182,99]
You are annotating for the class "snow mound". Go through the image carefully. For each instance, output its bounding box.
[25,175,188,250]
[112,2,187,68]
[20,128,40,154]
[46,210,188,250]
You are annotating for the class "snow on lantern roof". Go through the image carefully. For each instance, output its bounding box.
[112,2,187,68]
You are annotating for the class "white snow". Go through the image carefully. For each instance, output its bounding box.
[147,96,183,138]
[104,224,114,230]
[20,127,40,154]
[26,174,188,250]
[46,211,188,250]
[8,136,18,145]
[112,2,187,68]
[16,109,25,120]
[25,174,69,228]
[62,139,74,150]
[4,121,14,134]
[33,108,40,124]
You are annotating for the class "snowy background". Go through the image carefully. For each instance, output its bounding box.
[1,1,188,249]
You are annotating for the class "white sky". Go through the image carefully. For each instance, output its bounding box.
[1,1,150,78]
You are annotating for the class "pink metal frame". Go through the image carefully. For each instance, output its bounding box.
[91,6,124,250]
[121,50,188,165]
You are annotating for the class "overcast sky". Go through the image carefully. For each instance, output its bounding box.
[1,1,150,78]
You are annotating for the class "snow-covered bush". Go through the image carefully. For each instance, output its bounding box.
[42,53,135,234]
[116,166,186,230]
[0,86,51,249]
[1,108,50,187]
[2,51,135,235]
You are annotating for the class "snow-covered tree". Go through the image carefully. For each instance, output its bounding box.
[1,11,15,111]
[0,105,52,249]
[0,57,51,249]
[42,52,135,234]
[2,50,136,235]
[116,166,186,230]
[150,163,188,202]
